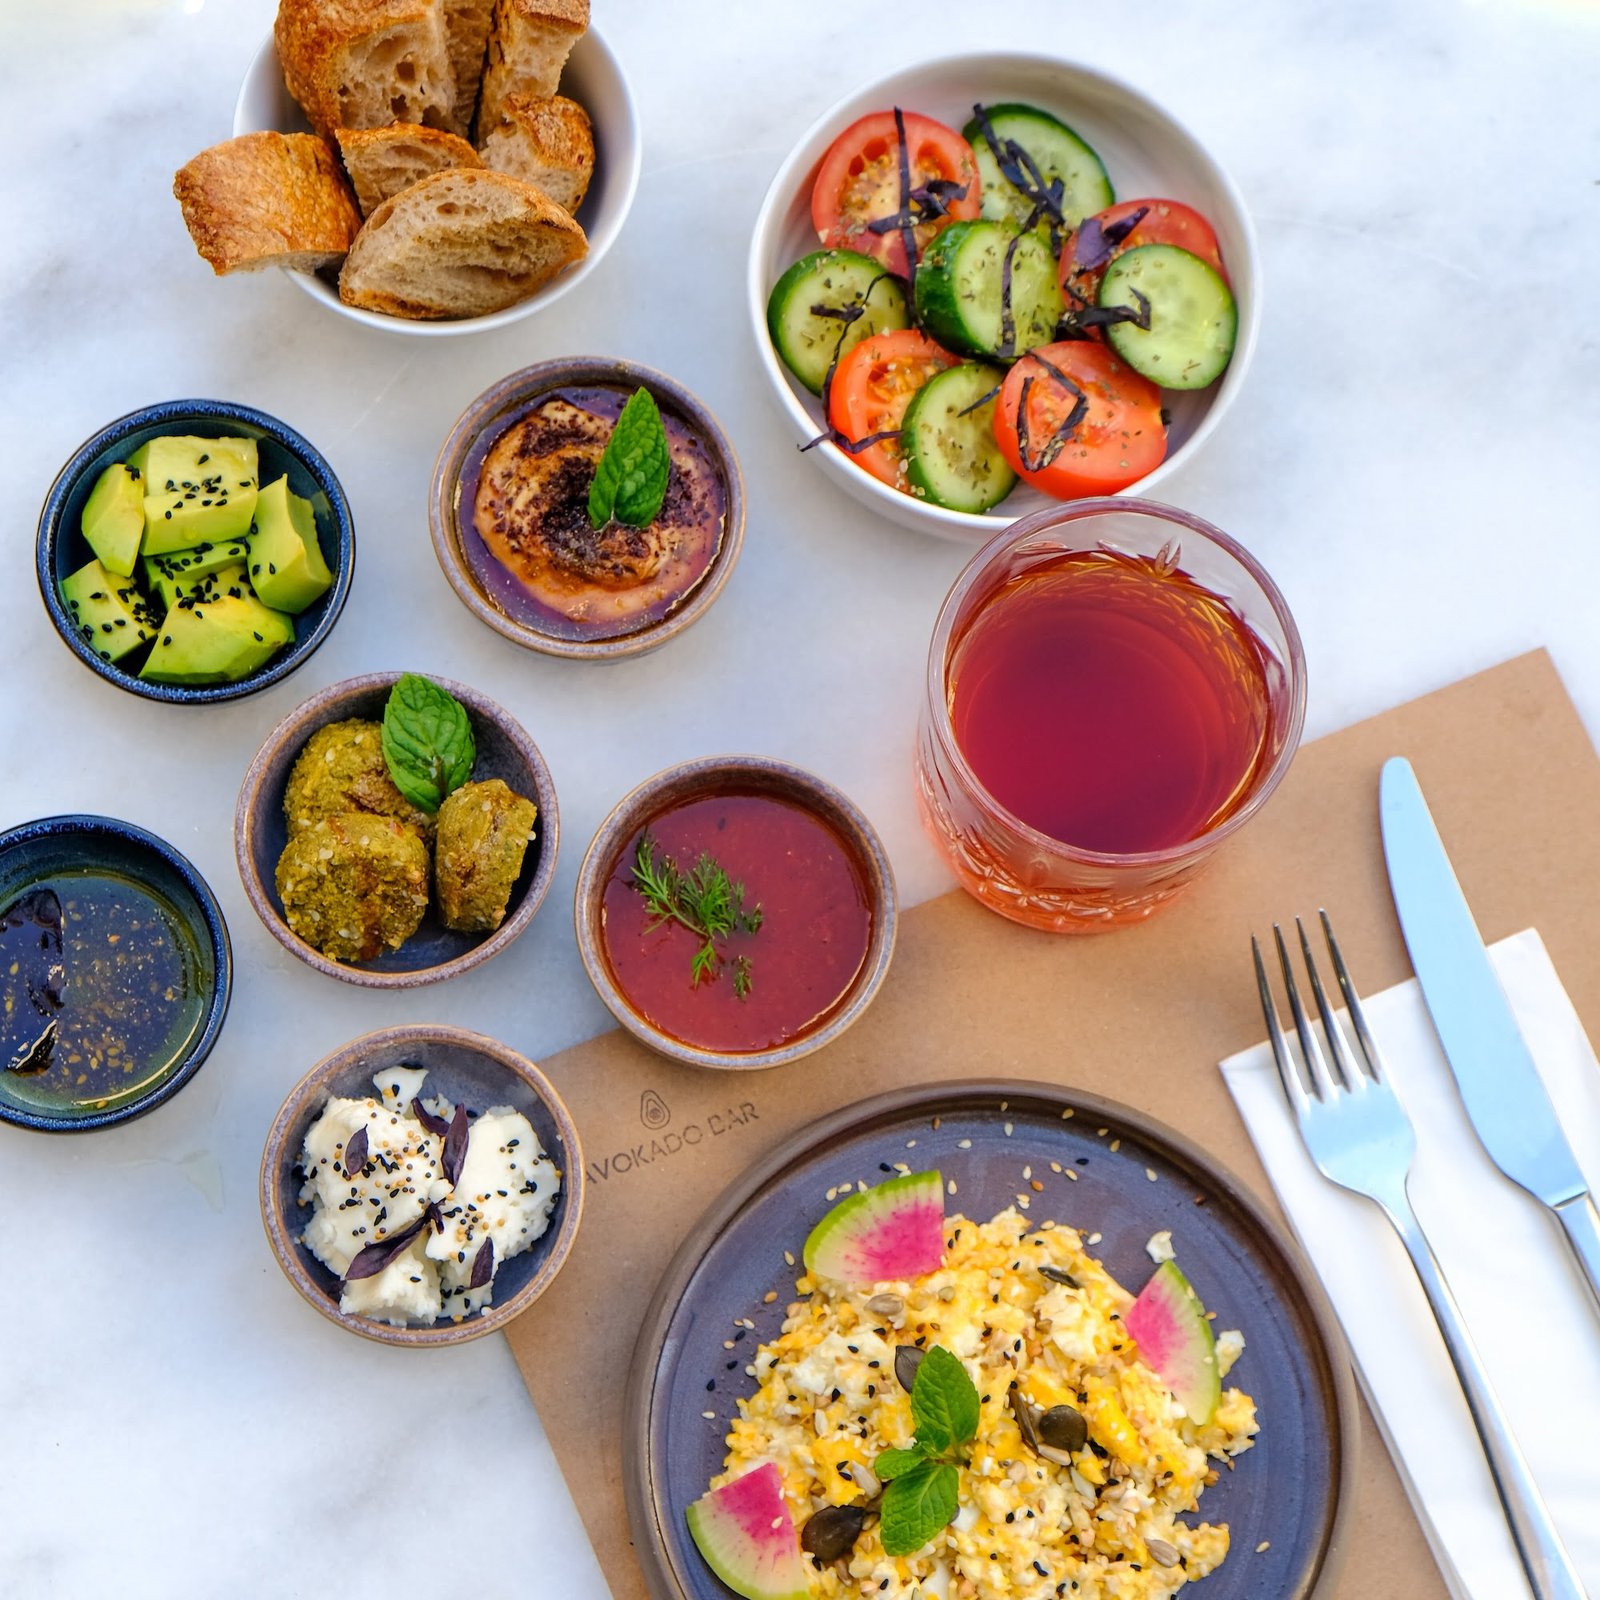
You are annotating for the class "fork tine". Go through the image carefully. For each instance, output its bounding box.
[1295,917,1362,1092]
[1319,909,1383,1082]
[1273,923,1335,1100]
[1252,935,1312,1111]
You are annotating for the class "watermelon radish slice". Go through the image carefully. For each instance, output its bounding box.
[685,1463,808,1600]
[802,1170,945,1285]
[1125,1259,1220,1426]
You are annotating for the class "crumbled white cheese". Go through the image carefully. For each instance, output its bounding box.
[372,1065,428,1114]
[1216,1328,1245,1377]
[297,1075,560,1327]
[339,1234,441,1325]
[1145,1229,1175,1264]
[298,1095,442,1274]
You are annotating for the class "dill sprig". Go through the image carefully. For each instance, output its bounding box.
[631,831,763,998]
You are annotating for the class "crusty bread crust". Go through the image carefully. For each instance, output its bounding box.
[174,132,362,275]
[275,0,455,138]
[338,167,587,318]
[336,123,482,216]
[477,0,588,134]
[441,0,496,135]
[477,93,592,213]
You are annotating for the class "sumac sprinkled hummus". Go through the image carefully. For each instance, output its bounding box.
[464,386,726,642]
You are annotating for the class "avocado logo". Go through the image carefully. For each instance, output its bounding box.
[639,1089,671,1130]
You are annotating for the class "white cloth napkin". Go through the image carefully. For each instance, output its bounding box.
[1220,929,1600,1600]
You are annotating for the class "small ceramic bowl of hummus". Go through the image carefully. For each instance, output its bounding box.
[260,1023,584,1346]
[430,358,745,660]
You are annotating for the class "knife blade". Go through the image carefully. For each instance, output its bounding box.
[1380,755,1600,1317]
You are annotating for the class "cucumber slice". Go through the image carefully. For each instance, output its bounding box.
[915,221,1063,362]
[1098,243,1237,391]
[766,249,910,395]
[963,103,1114,234]
[902,363,1017,514]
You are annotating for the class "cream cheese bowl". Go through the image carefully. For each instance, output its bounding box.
[259,1024,584,1347]
[747,52,1260,541]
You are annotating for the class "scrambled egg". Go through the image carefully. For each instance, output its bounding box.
[716,1208,1257,1599]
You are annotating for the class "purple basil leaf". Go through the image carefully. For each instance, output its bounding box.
[1073,216,1111,272]
[343,1215,425,1282]
[443,1104,470,1188]
[469,1237,495,1290]
[343,1125,368,1179]
[413,1099,449,1137]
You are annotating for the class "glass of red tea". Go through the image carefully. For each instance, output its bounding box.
[916,498,1305,932]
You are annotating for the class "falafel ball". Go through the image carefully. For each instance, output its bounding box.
[274,812,430,963]
[434,778,539,933]
[283,719,435,841]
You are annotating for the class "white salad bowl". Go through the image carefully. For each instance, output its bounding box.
[233,25,641,337]
[747,52,1260,542]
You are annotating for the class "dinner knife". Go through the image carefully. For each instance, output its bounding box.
[1380,756,1600,1318]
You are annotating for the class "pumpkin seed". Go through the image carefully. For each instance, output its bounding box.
[894,1345,926,1394]
[1038,1403,1088,1454]
[800,1504,868,1563]
[865,1292,904,1318]
[1147,1538,1182,1568]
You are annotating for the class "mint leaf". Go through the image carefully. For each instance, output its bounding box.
[910,1345,980,1459]
[879,1460,960,1557]
[381,673,476,813]
[588,387,670,530]
[872,1446,925,1482]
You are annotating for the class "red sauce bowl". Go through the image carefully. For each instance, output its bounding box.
[575,757,897,1070]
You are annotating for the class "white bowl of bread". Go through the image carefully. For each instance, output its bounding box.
[172,0,638,332]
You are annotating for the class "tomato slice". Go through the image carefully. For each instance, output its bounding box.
[1059,198,1227,308]
[993,342,1166,499]
[827,329,959,488]
[812,111,981,279]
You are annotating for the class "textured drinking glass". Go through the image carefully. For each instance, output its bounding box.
[915,498,1306,933]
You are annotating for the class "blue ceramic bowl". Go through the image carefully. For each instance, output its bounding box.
[0,814,232,1133]
[36,398,355,704]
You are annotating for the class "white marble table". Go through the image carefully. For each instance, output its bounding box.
[3,1,1598,1595]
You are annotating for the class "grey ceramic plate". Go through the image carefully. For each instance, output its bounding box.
[259,1024,584,1347]
[624,1080,1356,1600]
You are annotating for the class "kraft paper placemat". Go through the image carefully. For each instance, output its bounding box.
[508,649,1600,1600]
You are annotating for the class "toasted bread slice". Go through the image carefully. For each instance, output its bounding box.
[478,93,592,213]
[275,0,455,138]
[336,123,482,216]
[174,132,362,275]
[338,167,587,318]
[477,0,587,133]
[441,0,496,135]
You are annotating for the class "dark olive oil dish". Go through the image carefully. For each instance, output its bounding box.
[0,814,231,1133]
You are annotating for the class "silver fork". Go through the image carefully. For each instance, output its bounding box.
[1254,912,1588,1600]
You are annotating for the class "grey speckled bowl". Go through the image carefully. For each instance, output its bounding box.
[259,1024,584,1347]
[574,755,897,1070]
[234,672,558,987]
[429,358,745,661]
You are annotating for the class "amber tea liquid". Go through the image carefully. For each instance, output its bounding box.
[947,548,1276,856]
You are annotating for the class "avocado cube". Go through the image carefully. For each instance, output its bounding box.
[58,558,158,665]
[248,475,333,614]
[139,593,294,685]
[80,463,145,576]
[142,538,254,610]
[137,435,259,556]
